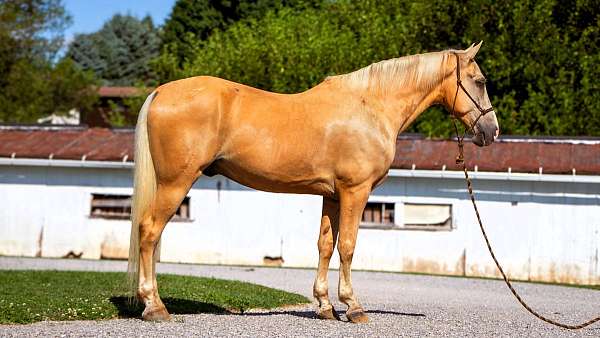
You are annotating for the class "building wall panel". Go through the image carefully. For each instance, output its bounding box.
[1,165,599,285]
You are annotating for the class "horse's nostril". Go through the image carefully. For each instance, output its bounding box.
[494,128,499,140]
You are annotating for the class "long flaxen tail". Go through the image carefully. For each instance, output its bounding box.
[127,91,158,298]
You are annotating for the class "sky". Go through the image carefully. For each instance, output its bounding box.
[63,0,177,41]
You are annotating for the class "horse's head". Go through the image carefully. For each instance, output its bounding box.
[444,41,499,147]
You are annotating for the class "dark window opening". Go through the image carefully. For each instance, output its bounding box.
[90,194,190,221]
[361,202,395,227]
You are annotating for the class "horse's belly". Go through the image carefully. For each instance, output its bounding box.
[207,159,335,197]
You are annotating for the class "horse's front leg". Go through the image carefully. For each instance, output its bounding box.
[313,197,340,320]
[337,184,370,323]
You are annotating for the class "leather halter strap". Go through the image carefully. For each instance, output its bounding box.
[451,53,495,163]
[451,53,494,135]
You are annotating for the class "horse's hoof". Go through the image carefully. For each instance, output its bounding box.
[317,306,340,320]
[142,305,171,322]
[346,309,369,323]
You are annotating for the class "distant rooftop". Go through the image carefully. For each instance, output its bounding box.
[0,125,599,175]
[97,86,152,98]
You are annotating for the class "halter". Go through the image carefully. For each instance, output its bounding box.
[450,52,495,163]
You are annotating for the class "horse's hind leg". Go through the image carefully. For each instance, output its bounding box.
[313,197,340,320]
[137,178,194,321]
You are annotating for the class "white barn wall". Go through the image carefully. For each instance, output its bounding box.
[1,164,599,285]
[0,166,133,260]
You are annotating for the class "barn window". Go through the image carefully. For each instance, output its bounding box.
[360,202,395,228]
[402,203,452,230]
[360,201,452,230]
[90,194,191,221]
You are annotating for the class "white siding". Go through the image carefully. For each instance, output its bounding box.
[1,164,599,285]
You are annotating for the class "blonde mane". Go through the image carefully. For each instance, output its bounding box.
[336,51,452,93]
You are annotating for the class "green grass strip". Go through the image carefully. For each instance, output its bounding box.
[0,270,310,324]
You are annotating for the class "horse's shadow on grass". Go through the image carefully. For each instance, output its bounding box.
[110,296,228,318]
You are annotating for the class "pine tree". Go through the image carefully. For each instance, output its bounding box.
[67,14,160,86]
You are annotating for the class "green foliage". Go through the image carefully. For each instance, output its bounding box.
[105,86,149,127]
[106,100,128,127]
[67,14,160,86]
[0,58,97,123]
[3,0,598,133]
[0,270,309,324]
[0,0,71,62]
[0,0,96,123]
[399,0,600,136]
[161,0,322,65]
[156,0,600,137]
[122,92,149,118]
[175,8,355,92]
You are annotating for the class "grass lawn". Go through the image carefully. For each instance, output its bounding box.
[0,270,310,324]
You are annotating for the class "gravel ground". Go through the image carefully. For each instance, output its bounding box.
[1,256,600,337]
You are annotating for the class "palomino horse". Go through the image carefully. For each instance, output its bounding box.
[128,41,499,323]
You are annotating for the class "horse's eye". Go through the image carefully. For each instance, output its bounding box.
[476,77,486,85]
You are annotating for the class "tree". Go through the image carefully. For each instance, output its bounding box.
[0,0,70,90]
[0,58,97,123]
[0,0,97,123]
[67,14,160,86]
[0,0,70,62]
[155,0,600,137]
[398,0,600,136]
[161,0,322,65]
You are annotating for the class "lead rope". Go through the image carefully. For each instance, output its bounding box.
[451,58,600,329]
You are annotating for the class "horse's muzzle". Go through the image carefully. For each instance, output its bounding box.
[472,117,499,147]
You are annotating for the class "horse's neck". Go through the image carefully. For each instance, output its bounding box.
[336,52,449,137]
[386,83,444,134]
[353,76,445,138]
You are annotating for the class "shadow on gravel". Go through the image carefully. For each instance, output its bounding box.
[366,309,426,317]
[109,297,426,321]
[226,309,426,320]
[110,296,228,318]
[226,310,318,319]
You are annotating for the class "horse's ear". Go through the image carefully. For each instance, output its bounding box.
[464,41,483,60]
